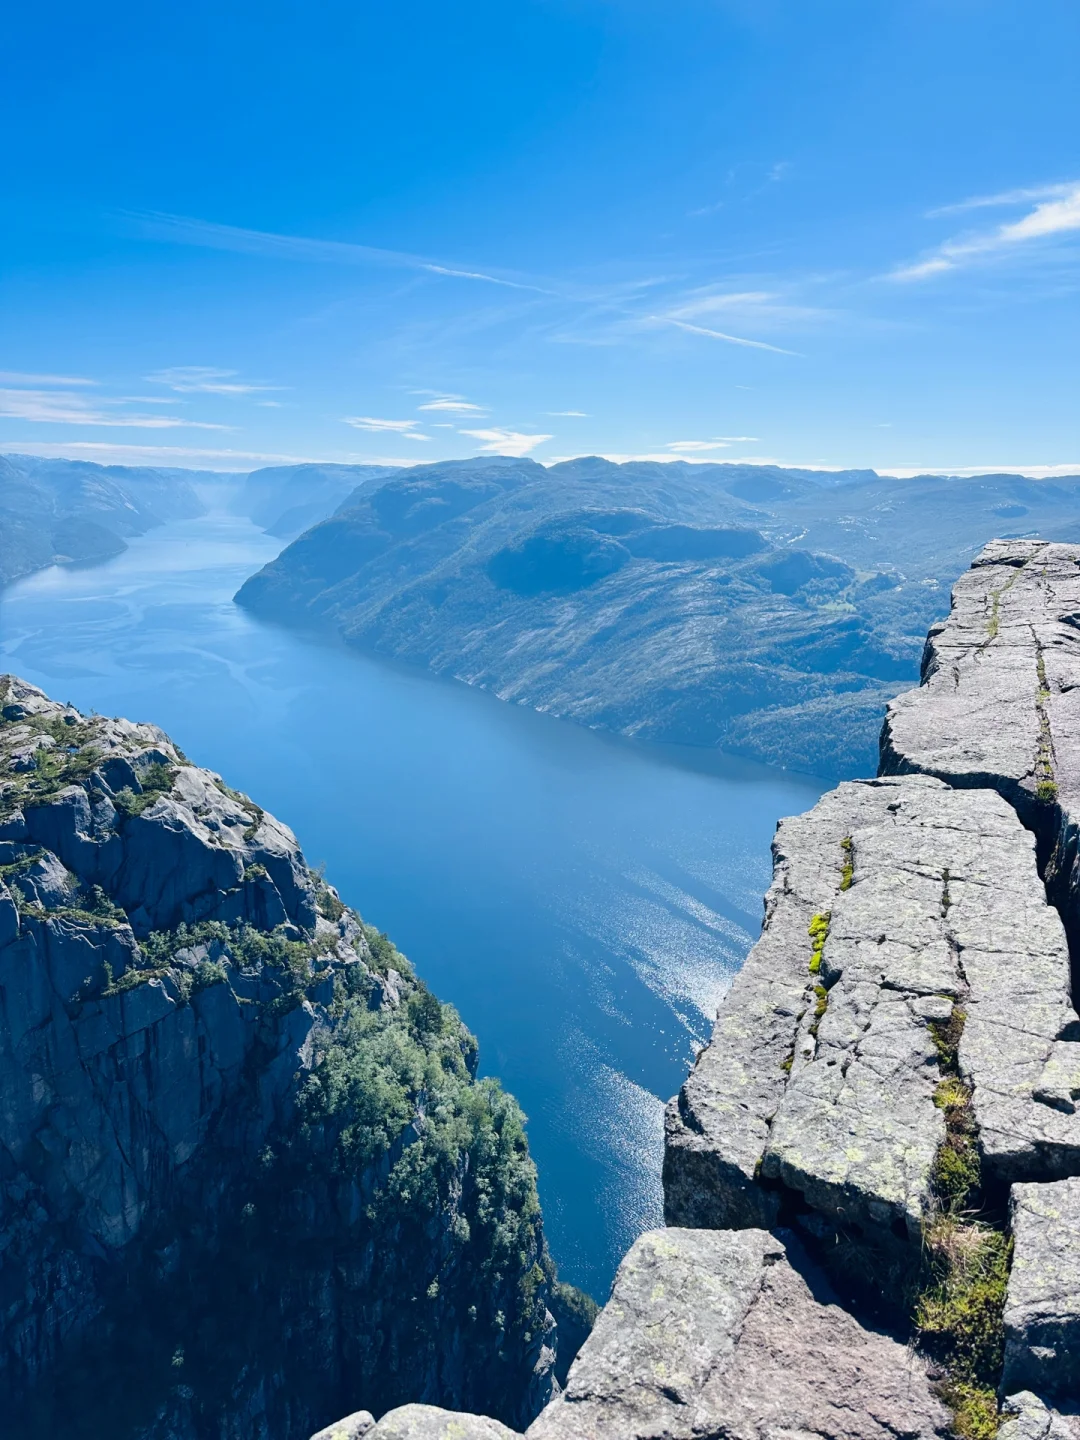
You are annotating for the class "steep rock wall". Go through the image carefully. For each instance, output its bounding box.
[0,676,562,1439]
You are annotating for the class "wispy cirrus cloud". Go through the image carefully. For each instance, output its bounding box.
[125,211,553,294]
[893,181,1080,281]
[0,370,97,386]
[147,366,281,395]
[343,416,430,440]
[417,397,487,414]
[546,409,589,417]
[461,427,551,456]
[653,316,800,356]
[0,387,230,429]
[927,183,1077,217]
[665,437,759,453]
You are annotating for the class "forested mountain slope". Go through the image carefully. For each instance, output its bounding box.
[236,457,1080,778]
[0,454,204,587]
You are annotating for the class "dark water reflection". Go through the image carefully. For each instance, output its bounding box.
[0,506,824,1295]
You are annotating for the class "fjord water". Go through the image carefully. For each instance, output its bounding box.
[0,505,824,1296]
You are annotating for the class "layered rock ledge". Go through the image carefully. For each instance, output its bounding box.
[665,772,1080,1265]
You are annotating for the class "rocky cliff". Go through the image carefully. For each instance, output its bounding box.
[0,675,571,1438]
[323,539,1080,1439]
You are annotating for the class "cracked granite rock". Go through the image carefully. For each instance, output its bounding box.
[880,539,1080,932]
[999,1393,1080,1440]
[526,1227,949,1440]
[311,1415,376,1440]
[367,1406,521,1440]
[665,771,1080,1258]
[1003,1179,1080,1400]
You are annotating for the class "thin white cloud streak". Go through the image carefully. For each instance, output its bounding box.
[655,317,800,356]
[666,436,759,453]
[461,428,552,457]
[417,398,486,414]
[666,440,730,453]
[126,211,553,294]
[669,291,777,315]
[927,183,1075,216]
[343,416,430,439]
[0,371,97,386]
[0,388,230,429]
[546,410,589,417]
[147,366,281,395]
[893,181,1080,281]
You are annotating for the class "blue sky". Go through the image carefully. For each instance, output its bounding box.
[2,0,1079,474]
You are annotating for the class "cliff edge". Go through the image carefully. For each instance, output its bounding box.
[0,675,566,1438]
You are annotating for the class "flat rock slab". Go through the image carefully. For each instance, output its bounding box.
[880,540,1080,924]
[527,1227,948,1440]
[368,1406,521,1440]
[666,772,1080,1255]
[1004,1179,1080,1399]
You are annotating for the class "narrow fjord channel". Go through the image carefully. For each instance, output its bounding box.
[0,503,824,1296]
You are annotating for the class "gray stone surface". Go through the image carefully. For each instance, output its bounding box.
[527,1227,948,1440]
[1004,1179,1080,1400]
[999,1392,1080,1440]
[881,539,1080,934]
[311,1414,377,1440]
[368,1408,521,1440]
[310,1413,377,1440]
[666,769,1080,1252]
[663,782,860,1229]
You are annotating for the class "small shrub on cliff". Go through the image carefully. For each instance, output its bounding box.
[915,1221,1010,1440]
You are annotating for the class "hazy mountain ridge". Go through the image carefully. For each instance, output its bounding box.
[0,454,205,587]
[230,462,402,538]
[236,457,1080,778]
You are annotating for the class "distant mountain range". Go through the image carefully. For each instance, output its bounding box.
[0,454,206,587]
[234,457,1080,778]
[8,452,1080,780]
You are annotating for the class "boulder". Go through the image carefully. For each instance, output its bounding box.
[527,1227,948,1440]
[1004,1179,1080,1400]
[999,1391,1080,1440]
[310,1413,377,1440]
[369,1406,521,1439]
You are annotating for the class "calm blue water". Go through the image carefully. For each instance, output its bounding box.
[0,505,824,1296]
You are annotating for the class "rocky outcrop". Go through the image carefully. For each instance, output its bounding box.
[880,539,1080,956]
[0,675,564,1438]
[527,1227,948,1440]
[999,1393,1080,1440]
[665,771,1080,1285]
[368,1407,520,1439]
